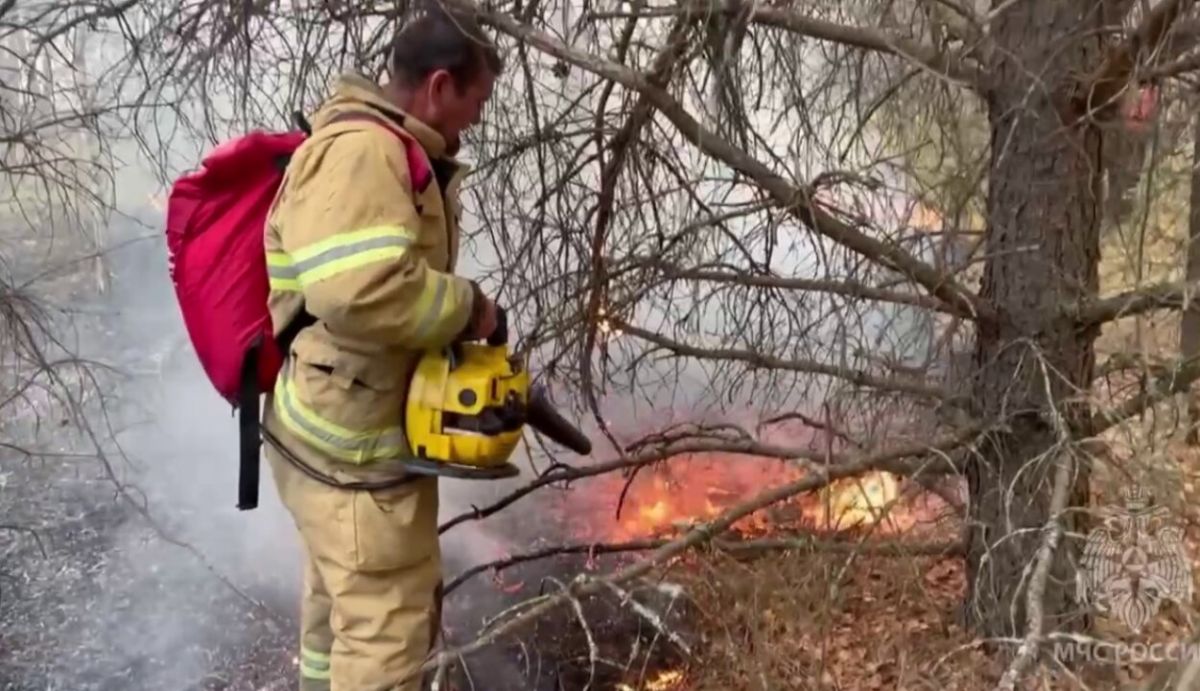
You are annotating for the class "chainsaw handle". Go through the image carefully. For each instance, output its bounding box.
[487,305,508,346]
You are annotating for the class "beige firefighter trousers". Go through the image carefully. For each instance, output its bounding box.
[265,440,443,691]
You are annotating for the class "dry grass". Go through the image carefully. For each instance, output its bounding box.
[626,436,1200,691]
[665,549,998,691]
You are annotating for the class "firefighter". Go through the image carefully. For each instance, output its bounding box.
[259,7,503,690]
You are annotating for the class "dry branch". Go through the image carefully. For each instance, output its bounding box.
[612,318,952,400]
[417,424,987,680]
[1069,278,1200,325]
[645,261,956,313]
[1084,354,1200,435]
[443,534,963,596]
[1080,0,1200,117]
[588,0,986,87]
[438,425,966,536]
[439,0,995,324]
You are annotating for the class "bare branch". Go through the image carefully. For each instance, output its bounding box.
[444,534,963,596]
[612,318,953,400]
[589,0,986,87]
[1069,278,1200,325]
[1080,0,1199,117]
[442,0,996,323]
[1084,355,1200,435]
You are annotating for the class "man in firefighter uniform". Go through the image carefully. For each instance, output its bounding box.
[260,8,503,690]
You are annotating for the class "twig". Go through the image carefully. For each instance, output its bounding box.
[993,449,1076,691]
[0,524,47,558]
[549,575,598,691]
[601,580,692,655]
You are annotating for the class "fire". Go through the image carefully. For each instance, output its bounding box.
[616,669,685,690]
[562,451,919,543]
[808,470,905,531]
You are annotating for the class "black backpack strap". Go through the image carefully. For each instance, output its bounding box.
[237,339,263,511]
[293,110,313,136]
[235,308,318,511]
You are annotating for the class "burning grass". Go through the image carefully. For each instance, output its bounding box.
[437,443,970,690]
[556,451,959,545]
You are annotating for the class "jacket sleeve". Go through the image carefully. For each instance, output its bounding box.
[268,128,480,349]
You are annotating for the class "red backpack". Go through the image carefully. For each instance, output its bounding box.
[165,110,433,511]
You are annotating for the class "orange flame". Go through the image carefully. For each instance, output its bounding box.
[560,451,925,543]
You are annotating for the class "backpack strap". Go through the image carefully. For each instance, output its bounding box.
[237,337,264,510]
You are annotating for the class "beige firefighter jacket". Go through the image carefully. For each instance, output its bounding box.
[261,72,483,478]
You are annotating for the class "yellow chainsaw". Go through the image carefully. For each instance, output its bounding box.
[402,306,592,479]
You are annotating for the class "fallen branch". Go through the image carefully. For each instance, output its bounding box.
[0,524,47,558]
[994,448,1076,691]
[443,534,963,596]
[415,424,987,680]
[438,429,966,535]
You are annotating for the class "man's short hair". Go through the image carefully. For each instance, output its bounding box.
[389,4,504,89]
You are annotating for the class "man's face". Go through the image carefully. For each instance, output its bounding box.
[423,68,495,156]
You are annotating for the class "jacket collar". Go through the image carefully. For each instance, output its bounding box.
[312,72,451,161]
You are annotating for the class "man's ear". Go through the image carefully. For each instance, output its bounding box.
[428,69,454,102]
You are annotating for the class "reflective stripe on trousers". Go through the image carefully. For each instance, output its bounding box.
[300,646,331,681]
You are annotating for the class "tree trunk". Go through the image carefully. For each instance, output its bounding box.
[964,0,1103,638]
[70,26,109,296]
[1182,109,1200,445]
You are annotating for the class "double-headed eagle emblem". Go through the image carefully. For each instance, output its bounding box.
[1076,485,1193,633]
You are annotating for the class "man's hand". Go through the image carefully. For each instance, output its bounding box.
[457,281,499,342]
[470,296,498,341]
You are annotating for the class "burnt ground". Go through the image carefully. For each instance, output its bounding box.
[439,548,695,691]
[0,455,296,691]
[0,221,300,690]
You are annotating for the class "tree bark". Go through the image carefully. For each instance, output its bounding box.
[964,0,1103,638]
[1182,107,1200,445]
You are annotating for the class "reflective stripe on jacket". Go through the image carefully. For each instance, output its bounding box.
[262,72,479,470]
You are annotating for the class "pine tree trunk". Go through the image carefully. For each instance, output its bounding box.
[964,0,1103,638]
[1182,109,1200,445]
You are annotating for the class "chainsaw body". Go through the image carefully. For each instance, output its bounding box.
[403,308,591,479]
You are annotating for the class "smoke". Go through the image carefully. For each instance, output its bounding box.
[0,196,540,689]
